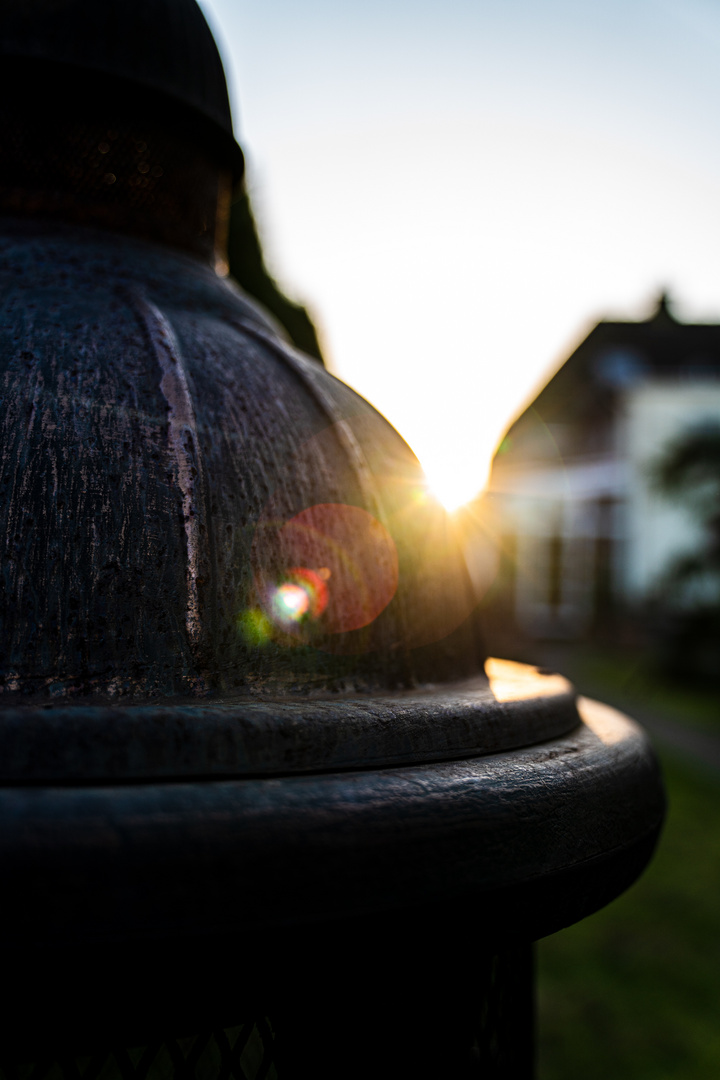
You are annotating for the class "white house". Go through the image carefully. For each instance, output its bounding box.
[481,295,720,639]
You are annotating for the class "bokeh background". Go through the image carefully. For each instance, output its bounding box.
[204,0,720,510]
[200,3,720,1076]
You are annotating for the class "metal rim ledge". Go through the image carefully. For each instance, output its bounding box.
[0,683,665,951]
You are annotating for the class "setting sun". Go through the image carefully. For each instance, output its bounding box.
[423,465,485,515]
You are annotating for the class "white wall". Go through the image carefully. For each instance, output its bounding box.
[484,456,624,635]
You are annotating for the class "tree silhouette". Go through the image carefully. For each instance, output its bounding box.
[651,424,720,682]
[227,186,325,364]
[653,426,720,577]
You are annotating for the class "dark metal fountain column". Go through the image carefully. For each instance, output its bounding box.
[0,3,664,1078]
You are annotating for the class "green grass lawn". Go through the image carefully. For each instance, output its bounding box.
[537,747,720,1079]
[545,644,720,732]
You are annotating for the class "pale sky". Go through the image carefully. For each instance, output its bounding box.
[200,0,720,510]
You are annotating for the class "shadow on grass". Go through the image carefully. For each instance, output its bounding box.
[538,747,720,1079]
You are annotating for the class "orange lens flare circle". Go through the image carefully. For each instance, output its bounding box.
[258,504,398,636]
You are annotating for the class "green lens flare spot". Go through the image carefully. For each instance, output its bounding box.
[237,607,273,646]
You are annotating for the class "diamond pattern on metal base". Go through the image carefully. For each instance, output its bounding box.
[0,1020,276,1080]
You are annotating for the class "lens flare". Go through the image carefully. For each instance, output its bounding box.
[273,582,310,621]
[252,504,398,640]
[266,567,330,630]
[237,607,273,646]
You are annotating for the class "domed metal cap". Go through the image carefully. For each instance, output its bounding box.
[0,0,243,177]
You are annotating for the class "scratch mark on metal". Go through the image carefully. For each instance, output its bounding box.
[132,294,203,648]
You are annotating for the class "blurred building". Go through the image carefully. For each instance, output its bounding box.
[483,294,720,640]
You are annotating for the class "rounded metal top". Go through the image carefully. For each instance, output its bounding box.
[0,219,483,705]
[0,0,242,175]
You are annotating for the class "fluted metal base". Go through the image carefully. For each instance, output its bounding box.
[0,950,533,1080]
[0,664,664,1077]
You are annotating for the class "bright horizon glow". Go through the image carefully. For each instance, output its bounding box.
[201,0,720,512]
[425,454,494,514]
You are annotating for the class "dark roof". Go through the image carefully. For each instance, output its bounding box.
[508,293,720,435]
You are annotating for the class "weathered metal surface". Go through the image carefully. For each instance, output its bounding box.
[0,97,233,263]
[0,661,579,781]
[0,0,242,175]
[0,219,481,702]
[0,692,664,951]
